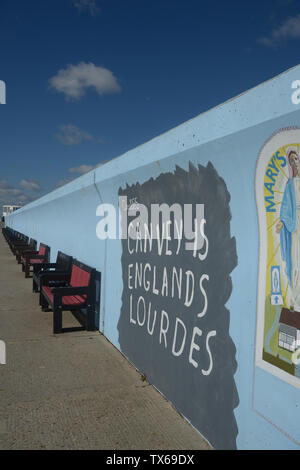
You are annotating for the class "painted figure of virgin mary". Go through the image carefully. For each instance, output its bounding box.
[276,147,300,311]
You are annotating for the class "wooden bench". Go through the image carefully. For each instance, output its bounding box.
[9,234,29,254]
[1,229,37,262]
[40,259,96,334]
[4,229,27,253]
[32,251,73,293]
[21,243,50,278]
[15,238,37,263]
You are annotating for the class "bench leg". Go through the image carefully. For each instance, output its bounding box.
[86,305,94,331]
[53,307,62,334]
[40,293,49,311]
[25,262,30,278]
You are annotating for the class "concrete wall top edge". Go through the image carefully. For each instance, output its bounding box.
[14,63,300,215]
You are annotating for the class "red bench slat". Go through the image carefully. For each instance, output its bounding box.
[39,245,46,255]
[70,264,91,287]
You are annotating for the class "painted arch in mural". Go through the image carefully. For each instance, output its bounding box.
[256,127,300,388]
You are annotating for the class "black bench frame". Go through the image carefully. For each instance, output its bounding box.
[10,235,29,255]
[40,259,96,334]
[21,243,50,278]
[15,238,37,263]
[32,251,73,293]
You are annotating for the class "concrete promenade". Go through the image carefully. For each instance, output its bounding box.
[0,231,211,450]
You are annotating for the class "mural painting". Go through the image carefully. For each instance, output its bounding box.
[256,128,300,385]
[117,161,239,449]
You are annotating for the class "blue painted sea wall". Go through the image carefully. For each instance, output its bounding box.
[6,64,300,449]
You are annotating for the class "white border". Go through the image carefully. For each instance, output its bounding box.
[255,127,300,389]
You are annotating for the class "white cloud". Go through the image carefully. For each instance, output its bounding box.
[73,0,100,16]
[68,160,110,174]
[258,14,300,46]
[19,179,42,192]
[55,124,100,146]
[0,179,35,207]
[68,164,96,175]
[54,160,111,189]
[49,62,121,100]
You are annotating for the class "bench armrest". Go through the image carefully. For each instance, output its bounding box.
[51,286,88,296]
[39,263,58,270]
[15,246,35,254]
[33,263,57,274]
[40,272,70,287]
[22,250,38,257]
[28,254,47,260]
[15,244,31,251]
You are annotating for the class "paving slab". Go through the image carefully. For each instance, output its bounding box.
[0,231,211,450]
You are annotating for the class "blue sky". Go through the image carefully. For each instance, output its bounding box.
[1,0,300,206]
